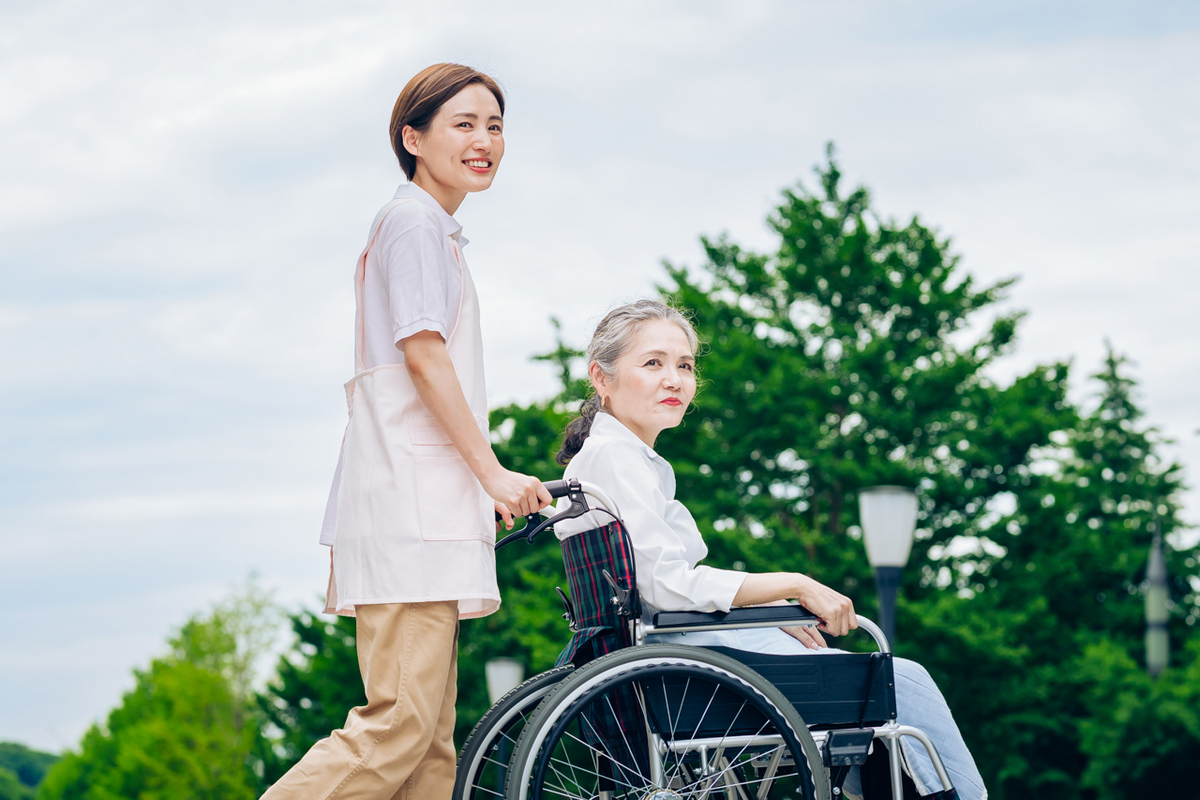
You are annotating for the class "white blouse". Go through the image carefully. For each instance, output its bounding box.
[555,413,747,615]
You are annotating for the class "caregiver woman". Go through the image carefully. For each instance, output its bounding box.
[263,64,551,800]
[554,300,987,800]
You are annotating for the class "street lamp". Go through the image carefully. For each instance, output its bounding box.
[485,657,525,795]
[1145,523,1169,678]
[859,486,918,648]
[485,657,525,705]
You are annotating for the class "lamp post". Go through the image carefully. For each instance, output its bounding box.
[485,657,525,705]
[1145,523,1169,678]
[859,486,918,648]
[485,657,524,794]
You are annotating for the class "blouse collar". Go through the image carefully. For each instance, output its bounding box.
[393,182,469,246]
[592,412,665,463]
[590,412,676,498]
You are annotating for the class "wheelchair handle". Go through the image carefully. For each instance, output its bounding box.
[855,615,891,654]
[495,480,622,550]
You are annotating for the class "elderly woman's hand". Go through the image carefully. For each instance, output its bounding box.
[794,575,857,637]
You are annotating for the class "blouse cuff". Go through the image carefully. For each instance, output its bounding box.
[394,317,449,347]
[697,566,748,613]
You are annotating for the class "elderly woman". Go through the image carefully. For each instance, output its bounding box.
[553,299,986,800]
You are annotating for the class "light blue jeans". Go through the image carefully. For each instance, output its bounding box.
[647,626,987,800]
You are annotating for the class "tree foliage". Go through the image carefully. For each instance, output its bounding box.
[257,611,363,784]
[0,744,57,800]
[36,588,275,800]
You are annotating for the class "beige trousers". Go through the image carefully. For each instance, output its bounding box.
[262,601,459,800]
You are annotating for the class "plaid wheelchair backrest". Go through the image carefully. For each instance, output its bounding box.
[555,520,641,669]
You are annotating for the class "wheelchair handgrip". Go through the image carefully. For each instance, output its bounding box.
[492,481,573,524]
[540,479,574,499]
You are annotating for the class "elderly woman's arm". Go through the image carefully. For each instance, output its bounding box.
[733,572,858,638]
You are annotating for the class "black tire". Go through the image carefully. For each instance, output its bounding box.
[504,645,830,800]
[455,665,575,800]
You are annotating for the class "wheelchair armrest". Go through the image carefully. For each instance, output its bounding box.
[651,604,819,633]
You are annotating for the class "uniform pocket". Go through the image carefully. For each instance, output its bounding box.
[409,417,491,542]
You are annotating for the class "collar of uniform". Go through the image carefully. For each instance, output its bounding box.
[393,182,468,246]
[592,412,676,497]
[592,412,663,463]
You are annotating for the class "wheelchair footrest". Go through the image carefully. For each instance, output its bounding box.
[823,729,874,767]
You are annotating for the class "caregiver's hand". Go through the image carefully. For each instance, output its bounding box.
[795,574,857,637]
[483,467,552,528]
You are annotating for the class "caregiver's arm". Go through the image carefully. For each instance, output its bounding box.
[403,331,551,523]
[733,573,858,637]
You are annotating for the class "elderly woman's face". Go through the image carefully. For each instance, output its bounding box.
[594,319,697,447]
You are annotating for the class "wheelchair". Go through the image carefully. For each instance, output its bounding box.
[455,480,958,800]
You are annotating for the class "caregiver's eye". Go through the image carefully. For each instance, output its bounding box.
[680,362,695,372]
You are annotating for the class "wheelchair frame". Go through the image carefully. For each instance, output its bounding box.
[459,479,956,800]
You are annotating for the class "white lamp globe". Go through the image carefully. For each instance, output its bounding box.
[859,486,919,568]
[485,657,525,705]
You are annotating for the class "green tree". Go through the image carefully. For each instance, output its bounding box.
[0,743,57,799]
[257,612,364,784]
[935,348,1198,798]
[38,588,275,800]
[0,768,34,800]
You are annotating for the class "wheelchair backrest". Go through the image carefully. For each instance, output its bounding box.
[555,521,642,668]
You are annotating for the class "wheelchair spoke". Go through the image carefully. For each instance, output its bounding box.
[662,679,722,790]
[547,736,592,797]
[557,721,647,792]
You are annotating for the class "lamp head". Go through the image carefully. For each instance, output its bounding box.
[485,657,525,705]
[859,485,918,569]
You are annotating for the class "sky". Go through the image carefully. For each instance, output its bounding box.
[2,0,1198,752]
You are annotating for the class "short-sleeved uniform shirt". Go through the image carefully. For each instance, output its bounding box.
[361,182,466,369]
[319,182,467,546]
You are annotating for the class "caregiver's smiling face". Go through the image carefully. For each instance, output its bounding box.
[593,319,697,447]
[405,82,504,213]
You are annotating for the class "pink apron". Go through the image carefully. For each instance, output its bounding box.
[323,199,499,619]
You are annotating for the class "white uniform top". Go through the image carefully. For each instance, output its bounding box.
[320,184,499,619]
[555,412,747,616]
[360,183,463,369]
[321,182,464,546]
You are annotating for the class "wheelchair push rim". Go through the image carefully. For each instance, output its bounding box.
[504,645,831,800]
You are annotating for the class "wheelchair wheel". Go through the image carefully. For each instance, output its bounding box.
[455,665,575,800]
[504,645,830,800]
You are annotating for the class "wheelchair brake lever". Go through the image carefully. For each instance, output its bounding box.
[555,586,578,632]
[601,568,632,615]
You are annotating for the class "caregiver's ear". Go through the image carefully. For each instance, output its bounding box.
[401,125,422,158]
